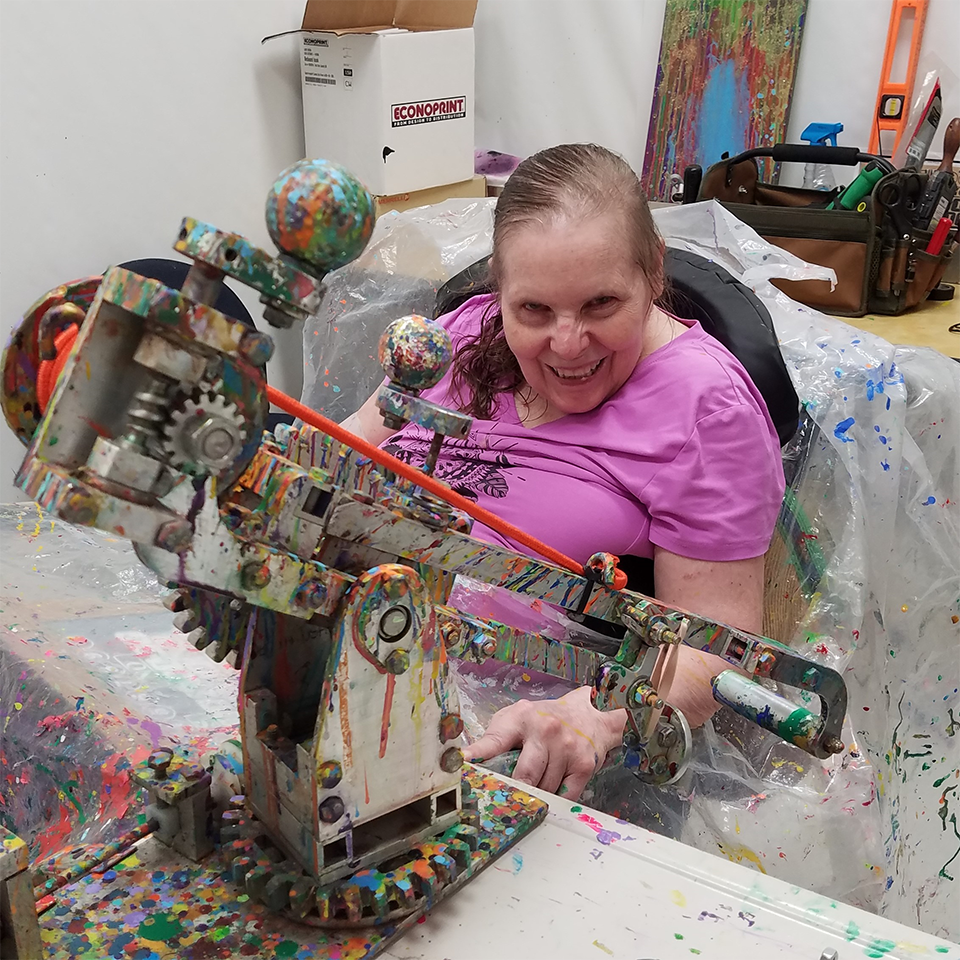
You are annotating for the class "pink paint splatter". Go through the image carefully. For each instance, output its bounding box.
[66,635,89,646]
[576,812,634,846]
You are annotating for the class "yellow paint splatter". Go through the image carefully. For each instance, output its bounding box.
[592,941,614,956]
[770,757,805,773]
[717,841,767,874]
[670,889,687,907]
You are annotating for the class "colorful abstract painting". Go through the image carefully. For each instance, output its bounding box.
[642,0,808,200]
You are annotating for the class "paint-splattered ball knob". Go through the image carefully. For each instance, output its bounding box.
[378,315,452,391]
[265,158,375,275]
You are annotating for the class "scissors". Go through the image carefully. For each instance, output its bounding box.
[876,172,925,238]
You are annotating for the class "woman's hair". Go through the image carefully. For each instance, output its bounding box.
[451,143,665,419]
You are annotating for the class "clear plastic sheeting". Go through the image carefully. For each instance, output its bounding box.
[303,198,958,938]
[301,199,496,423]
[0,504,239,866]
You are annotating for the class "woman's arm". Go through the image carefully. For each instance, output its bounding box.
[653,549,764,634]
[340,390,396,448]
[464,549,766,798]
[651,549,762,729]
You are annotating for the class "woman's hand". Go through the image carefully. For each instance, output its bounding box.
[464,686,626,800]
[463,646,741,800]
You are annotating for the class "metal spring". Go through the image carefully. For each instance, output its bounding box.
[121,377,170,450]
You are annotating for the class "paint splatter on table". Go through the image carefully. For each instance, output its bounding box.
[38,770,547,960]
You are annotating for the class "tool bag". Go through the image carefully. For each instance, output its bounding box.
[689,144,955,317]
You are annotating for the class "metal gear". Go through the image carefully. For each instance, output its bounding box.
[162,392,246,475]
[163,586,247,667]
[219,788,482,926]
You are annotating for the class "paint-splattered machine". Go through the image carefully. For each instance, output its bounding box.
[1,160,848,953]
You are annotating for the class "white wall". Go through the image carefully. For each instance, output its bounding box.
[783,0,960,186]
[2,0,958,503]
[473,0,960,180]
[473,0,665,172]
[0,0,306,503]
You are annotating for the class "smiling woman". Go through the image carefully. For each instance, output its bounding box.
[338,143,786,800]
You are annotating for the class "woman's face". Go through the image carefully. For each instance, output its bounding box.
[497,212,659,418]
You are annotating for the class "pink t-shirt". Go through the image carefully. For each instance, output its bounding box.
[382,294,784,565]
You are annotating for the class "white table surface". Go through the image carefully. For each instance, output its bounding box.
[384,774,959,960]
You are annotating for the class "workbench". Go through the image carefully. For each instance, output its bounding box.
[2,502,957,959]
[842,295,960,360]
[28,772,958,960]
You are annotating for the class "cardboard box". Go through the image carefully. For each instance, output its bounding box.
[298,0,477,196]
[374,174,486,216]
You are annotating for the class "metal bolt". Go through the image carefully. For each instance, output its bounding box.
[439,747,463,773]
[316,761,342,789]
[155,518,193,554]
[258,724,281,744]
[657,725,678,748]
[239,330,275,367]
[187,416,241,469]
[822,736,845,755]
[148,748,174,780]
[295,582,326,610]
[241,561,271,590]
[318,796,344,824]
[204,356,224,381]
[261,300,299,330]
[384,649,410,675]
[649,756,669,779]
[59,489,99,526]
[622,730,641,750]
[819,950,839,960]
[380,413,405,431]
[439,714,464,742]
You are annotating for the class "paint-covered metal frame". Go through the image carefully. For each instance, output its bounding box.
[0,158,850,949]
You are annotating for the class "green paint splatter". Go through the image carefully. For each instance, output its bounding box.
[138,913,183,942]
[571,805,582,813]
[934,774,950,787]
[559,783,569,796]
[777,706,818,744]
[690,951,701,956]
[674,933,684,940]
[237,894,249,902]
[935,947,949,954]
[864,938,896,958]
[274,942,299,959]
[210,927,231,942]
[846,920,860,940]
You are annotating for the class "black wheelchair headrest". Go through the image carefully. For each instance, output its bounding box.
[434,250,800,447]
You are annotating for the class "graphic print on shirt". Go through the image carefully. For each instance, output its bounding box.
[383,434,519,501]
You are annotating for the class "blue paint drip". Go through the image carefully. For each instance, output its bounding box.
[834,418,856,442]
[924,496,936,505]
